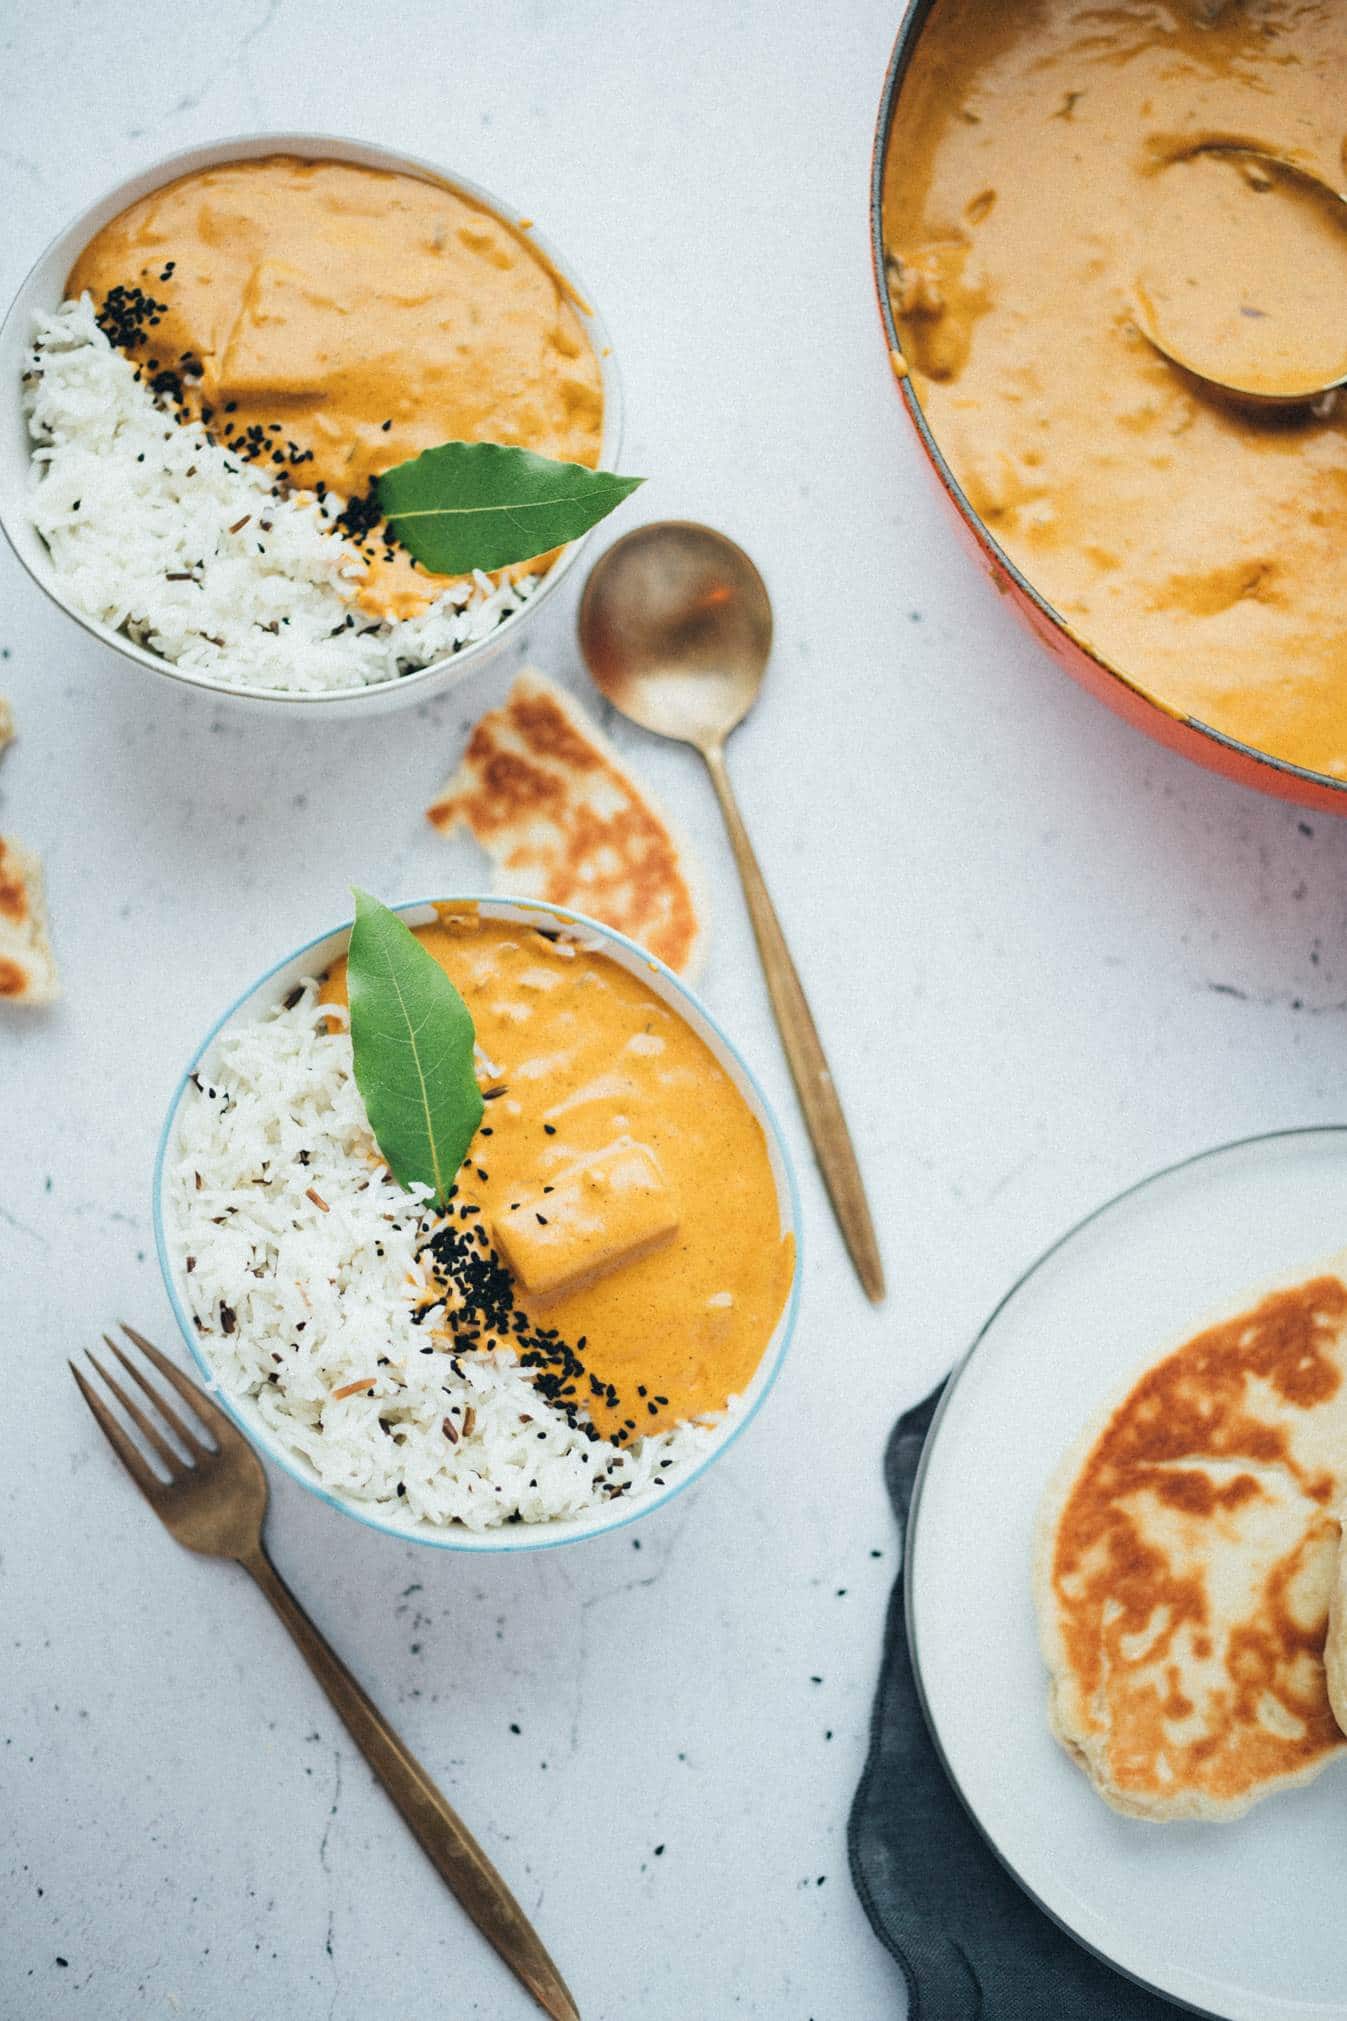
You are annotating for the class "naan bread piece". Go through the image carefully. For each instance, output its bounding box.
[427,668,707,978]
[0,835,60,1005]
[1035,1266,1347,1821]
[1325,1532,1347,1737]
[0,697,14,757]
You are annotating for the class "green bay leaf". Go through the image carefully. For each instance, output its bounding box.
[376,440,643,575]
[346,890,483,1205]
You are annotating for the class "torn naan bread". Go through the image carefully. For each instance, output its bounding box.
[1036,1265,1347,1820]
[427,668,707,978]
[0,835,59,1005]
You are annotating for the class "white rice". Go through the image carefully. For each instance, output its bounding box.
[22,296,539,695]
[163,981,733,1531]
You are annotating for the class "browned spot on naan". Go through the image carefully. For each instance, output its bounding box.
[0,837,32,925]
[427,669,705,978]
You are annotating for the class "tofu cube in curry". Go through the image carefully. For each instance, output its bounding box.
[493,1139,680,1301]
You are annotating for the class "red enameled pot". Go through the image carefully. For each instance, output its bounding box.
[870,3,1347,816]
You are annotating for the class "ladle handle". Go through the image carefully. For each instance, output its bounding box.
[701,742,885,1303]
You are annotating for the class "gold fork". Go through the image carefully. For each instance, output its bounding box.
[71,1325,580,2021]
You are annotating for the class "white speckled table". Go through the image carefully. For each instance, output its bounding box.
[6,4,1347,2016]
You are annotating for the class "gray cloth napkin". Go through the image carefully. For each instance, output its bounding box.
[847,1387,1186,2020]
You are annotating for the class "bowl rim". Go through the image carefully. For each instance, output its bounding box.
[152,894,804,1553]
[0,130,625,710]
[869,5,1347,808]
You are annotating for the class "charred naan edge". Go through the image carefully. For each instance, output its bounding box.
[0,834,60,1005]
[1324,1522,1347,1736]
[1034,1264,1347,1822]
[426,667,708,980]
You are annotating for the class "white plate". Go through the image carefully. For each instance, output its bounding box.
[908,1128,1347,2021]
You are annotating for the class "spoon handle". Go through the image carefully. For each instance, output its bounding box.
[700,741,885,1303]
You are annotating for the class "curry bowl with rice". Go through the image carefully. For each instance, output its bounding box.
[873,0,1347,811]
[0,134,628,712]
[154,896,800,1551]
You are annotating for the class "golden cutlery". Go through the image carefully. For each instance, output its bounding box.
[71,1325,580,2021]
[578,519,885,1302]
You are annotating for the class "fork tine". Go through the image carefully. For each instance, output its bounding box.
[104,1336,210,1457]
[86,1351,184,1480]
[70,1359,168,1505]
[120,1324,231,1443]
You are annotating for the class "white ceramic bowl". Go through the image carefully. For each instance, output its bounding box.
[153,897,802,1551]
[0,134,623,716]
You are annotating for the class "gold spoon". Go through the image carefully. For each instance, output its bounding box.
[1137,145,1347,408]
[578,520,885,1304]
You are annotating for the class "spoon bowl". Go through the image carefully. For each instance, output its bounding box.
[578,521,771,748]
[1138,323,1347,410]
[1136,144,1347,408]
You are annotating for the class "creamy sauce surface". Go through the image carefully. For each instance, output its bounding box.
[321,914,794,1437]
[69,157,604,620]
[883,0,1347,776]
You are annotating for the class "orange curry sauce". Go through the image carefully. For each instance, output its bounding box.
[320,913,794,1441]
[69,156,604,620]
